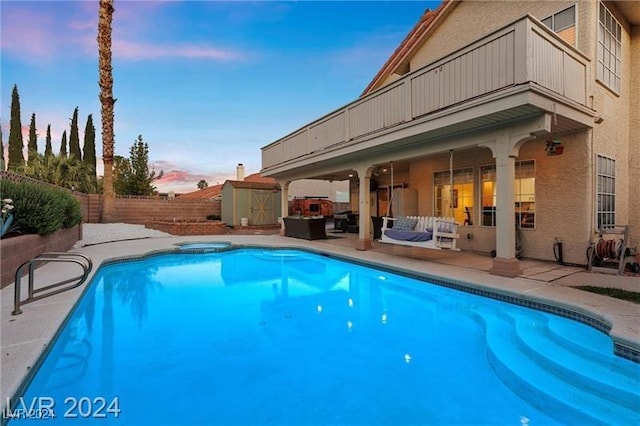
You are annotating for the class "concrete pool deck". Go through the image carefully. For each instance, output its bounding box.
[2,225,639,405]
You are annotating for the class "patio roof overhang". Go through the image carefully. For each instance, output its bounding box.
[261,15,595,183]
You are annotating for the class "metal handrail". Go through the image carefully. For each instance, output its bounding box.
[12,252,93,315]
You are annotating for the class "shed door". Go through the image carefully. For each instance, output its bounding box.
[250,190,276,225]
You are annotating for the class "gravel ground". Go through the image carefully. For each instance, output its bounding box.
[74,223,171,248]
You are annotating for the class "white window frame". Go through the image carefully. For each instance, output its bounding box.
[597,2,622,94]
[596,155,616,230]
[479,160,535,229]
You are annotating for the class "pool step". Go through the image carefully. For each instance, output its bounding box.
[477,308,640,424]
[514,319,640,412]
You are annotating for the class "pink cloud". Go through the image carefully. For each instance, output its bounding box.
[1,7,63,58]
[2,2,245,63]
[153,165,235,193]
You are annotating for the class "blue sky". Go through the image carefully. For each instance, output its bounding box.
[1,0,439,193]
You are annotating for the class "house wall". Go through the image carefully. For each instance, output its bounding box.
[405,1,578,81]
[371,0,638,263]
[629,25,640,247]
[402,130,593,265]
[588,2,636,246]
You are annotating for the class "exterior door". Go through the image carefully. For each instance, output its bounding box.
[250,190,276,225]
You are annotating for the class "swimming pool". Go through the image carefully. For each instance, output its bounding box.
[7,248,639,424]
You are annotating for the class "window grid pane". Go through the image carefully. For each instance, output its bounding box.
[596,155,616,230]
[479,161,535,228]
[434,168,474,225]
[597,2,622,93]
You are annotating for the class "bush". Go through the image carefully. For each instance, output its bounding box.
[56,188,83,228]
[0,179,83,235]
[206,214,221,220]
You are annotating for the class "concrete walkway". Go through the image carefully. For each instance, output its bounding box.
[2,224,639,406]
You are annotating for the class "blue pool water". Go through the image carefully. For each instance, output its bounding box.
[9,249,640,425]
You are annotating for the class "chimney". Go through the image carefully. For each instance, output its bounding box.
[236,163,245,181]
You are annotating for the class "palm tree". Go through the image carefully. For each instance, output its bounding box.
[98,0,116,221]
[19,154,96,193]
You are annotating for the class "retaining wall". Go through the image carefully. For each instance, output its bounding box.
[0,225,82,289]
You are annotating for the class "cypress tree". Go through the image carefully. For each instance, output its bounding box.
[69,107,81,159]
[27,112,38,164]
[60,130,68,157]
[83,114,97,190]
[0,121,5,171]
[8,84,24,171]
[44,124,53,157]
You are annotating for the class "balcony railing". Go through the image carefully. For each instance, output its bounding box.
[262,15,590,171]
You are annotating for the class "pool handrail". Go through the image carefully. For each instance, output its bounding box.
[12,252,93,315]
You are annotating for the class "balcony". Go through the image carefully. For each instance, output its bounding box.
[261,15,593,177]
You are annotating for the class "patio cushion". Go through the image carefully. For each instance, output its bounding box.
[394,217,418,231]
[384,229,433,242]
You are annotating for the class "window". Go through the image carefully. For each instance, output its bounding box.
[434,168,473,225]
[597,2,622,93]
[541,5,576,45]
[596,155,615,230]
[480,160,535,228]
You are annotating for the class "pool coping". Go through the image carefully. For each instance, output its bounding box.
[2,235,639,416]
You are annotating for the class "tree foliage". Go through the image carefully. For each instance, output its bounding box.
[60,130,68,157]
[82,114,97,192]
[197,179,208,190]
[27,112,38,165]
[45,124,53,157]
[113,135,163,195]
[0,121,5,171]
[69,107,82,159]
[8,85,24,171]
[19,153,96,194]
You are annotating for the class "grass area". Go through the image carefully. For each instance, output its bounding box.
[574,286,640,304]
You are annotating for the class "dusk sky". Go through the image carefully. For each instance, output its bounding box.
[1,0,440,193]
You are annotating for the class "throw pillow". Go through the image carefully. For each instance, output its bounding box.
[394,217,418,231]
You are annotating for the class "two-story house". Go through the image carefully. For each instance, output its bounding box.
[260,0,639,277]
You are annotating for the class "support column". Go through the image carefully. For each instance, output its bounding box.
[479,115,551,277]
[277,180,290,236]
[490,132,521,277]
[355,165,374,250]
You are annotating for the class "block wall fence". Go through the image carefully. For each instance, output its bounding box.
[74,193,221,224]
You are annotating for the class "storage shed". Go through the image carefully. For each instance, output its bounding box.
[221,180,282,227]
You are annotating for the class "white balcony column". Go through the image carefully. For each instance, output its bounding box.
[493,131,520,276]
[277,180,291,236]
[480,115,551,277]
[354,165,375,250]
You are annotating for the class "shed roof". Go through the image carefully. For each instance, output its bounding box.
[223,180,281,190]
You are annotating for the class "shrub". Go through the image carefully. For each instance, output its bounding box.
[206,214,221,220]
[0,179,83,235]
[55,188,83,228]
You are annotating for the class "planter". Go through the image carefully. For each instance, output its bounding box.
[283,217,327,240]
[0,225,82,288]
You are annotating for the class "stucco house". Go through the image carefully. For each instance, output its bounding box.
[260,0,639,277]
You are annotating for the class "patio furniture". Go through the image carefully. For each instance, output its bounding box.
[379,216,460,250]
[283,217,327,240]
